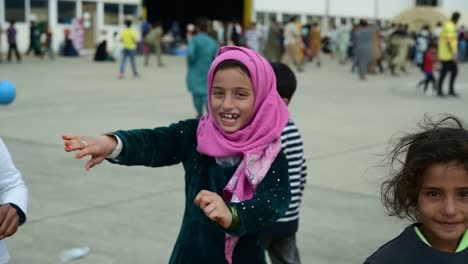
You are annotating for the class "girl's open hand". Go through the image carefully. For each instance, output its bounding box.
[62,134,117,170]
[194,190,232,229]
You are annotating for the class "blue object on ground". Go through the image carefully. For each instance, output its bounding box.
[0,81,16,105]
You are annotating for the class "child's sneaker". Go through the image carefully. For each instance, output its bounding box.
[118,73,124,79]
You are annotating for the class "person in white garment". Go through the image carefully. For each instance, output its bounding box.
[0,138,28,264]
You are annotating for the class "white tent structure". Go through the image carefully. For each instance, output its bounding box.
[392,6,468,31]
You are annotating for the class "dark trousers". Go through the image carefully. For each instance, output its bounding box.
[7,43,21,62]
[438,60,458,95]
[26,40,42,56]
[418,72,436,92]
[261,234,301,264]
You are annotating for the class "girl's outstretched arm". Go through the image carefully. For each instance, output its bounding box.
[108,119,198,167]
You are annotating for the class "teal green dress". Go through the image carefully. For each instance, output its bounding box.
[186,33,218,96]
[111,119,291,263]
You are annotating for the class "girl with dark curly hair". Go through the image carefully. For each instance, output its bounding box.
[365,115,468,263]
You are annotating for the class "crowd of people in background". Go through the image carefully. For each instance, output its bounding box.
[0,12,466,96]
[0,18,82,62]
[178,13,466,97]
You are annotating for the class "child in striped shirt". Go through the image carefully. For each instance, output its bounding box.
[261,62,308,264]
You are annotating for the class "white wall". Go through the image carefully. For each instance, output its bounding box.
[254,0,415,19]
[254,0,326,15]
[437,0,468,28]
[440,0,468,12]
[329,0,375,18]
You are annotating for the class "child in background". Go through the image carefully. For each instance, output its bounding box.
[261,62,307,264]
[417,43,437,93]
[63,46,291,264]
[0,138,29,264]
[364,115,468,263]
[118,19,139,79]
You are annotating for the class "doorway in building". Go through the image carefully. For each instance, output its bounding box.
[82,1,97,49]
[144,0,245,41]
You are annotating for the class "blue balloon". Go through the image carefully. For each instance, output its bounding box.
[0,81,16,105]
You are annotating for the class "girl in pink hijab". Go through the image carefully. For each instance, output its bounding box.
[63,46,291,264]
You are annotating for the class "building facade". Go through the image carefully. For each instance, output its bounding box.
[2,0,467,53]
[1,0,140,52]
[252,0,467,30]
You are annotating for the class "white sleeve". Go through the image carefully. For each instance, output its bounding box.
[106,135,123,160]
[0,138,28,215]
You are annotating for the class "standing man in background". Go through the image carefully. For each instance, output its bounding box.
[437,12,461,97]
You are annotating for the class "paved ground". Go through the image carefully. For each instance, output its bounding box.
[0,53,467,264]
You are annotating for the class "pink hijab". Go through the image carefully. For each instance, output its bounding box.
[196,46,289,263]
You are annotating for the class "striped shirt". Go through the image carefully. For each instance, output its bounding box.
[276,119,307,223]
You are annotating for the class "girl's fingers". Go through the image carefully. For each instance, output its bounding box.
[194,191,216,209]
[64,139,80,152]
[208,210,220,221]
[203,203,216,216]
[194,193,202,206]
[199,197,211,209]
[63,135,88,152]
[85,156,105,171]
[194,190,208,206]
[75,146,93,159]
[62,135,79,140]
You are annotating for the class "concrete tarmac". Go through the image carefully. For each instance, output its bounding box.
[0,54,467,264]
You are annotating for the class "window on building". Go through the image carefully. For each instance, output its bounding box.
[58,1,76,24]
[266,13,277,24]
[104,3,120,25]
[330,17,339,28]
[123,4,138,23]
[5,0,25,22]
[30,0,49,22]
[416,0,438,6]
[282,14,300,23]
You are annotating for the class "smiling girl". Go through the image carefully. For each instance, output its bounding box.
[364,115,468,263]
[62,46,291,264]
